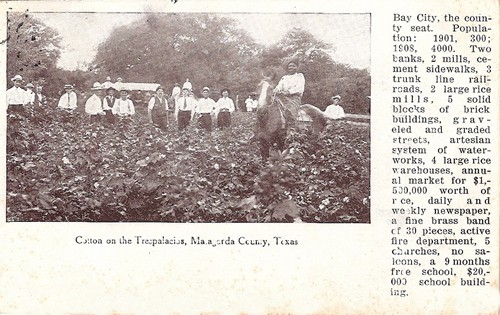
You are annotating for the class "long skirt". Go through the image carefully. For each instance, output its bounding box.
[276,94,301,127]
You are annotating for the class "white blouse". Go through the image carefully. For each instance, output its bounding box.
[274,72,305,96]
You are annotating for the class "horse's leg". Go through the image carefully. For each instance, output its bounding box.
[276,131,287,153]
[259,139,270,160]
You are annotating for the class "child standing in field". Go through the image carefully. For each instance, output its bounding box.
[103,87,117,124]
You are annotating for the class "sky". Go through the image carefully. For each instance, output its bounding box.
[35,12,370,71]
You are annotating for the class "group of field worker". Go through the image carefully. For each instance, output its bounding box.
[7,71,346,132]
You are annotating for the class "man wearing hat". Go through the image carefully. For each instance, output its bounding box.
[85,82,105,123]
[57,84,78,112]
[6,75,28,112]
[24,83,36,105]
[182,78,192,92]
[215,88,235,130]
[148,86,169,131]
[113,77,124,91]
[324,95,346,120]
[112,88,135,118]
[194,87,216,132]
[35,86,47,106]
[102,86,117,124]
[102,76,113,89]
[171,83,181,100]
[174,87,197,131]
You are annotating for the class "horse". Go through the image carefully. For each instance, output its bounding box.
[252,79,328,160]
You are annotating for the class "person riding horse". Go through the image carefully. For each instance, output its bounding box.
[272,59,305,128]
[253,60,327,160]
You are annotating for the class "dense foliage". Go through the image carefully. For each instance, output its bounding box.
[6,12,98,98]
[92,13,371,114]
[7,12,371,113]
[93,13,262,100]
[261,28,371,113]
[6,12,61,88]
[7,105,370,223]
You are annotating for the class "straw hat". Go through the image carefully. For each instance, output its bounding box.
[91,82,104,90]
[11,74,22,82]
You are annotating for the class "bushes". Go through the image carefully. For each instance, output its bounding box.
[7,107,370,223]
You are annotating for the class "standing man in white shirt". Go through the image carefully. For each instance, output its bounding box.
[6,74,28,113]
[57,84,78,112]
[182,79,193,93]
[171,83,181,100]
[194,87,216,132]
[324,95,346,120]
[175,87,196,131]
[85,82,105,123]
[112,88,135,119]
[215,88,235,130]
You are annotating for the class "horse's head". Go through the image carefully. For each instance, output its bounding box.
[257,77,274,108]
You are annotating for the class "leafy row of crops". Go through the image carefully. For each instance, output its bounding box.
[6,104,370,223]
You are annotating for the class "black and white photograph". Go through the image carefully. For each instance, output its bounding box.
[6,11,371,222]
[1,1,499,314]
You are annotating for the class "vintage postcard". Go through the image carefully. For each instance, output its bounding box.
[0,0,498,314]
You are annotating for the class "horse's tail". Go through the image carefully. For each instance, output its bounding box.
[300,104,328,134]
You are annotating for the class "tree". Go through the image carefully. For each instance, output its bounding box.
[261,28,371,114]
[327,67,371,114]
[93,16,370,113]
[6,12,62,86]
[93,13,262,98]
